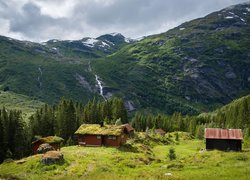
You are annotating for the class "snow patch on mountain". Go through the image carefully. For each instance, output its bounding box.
[100,41,110,48]
[240,18,246,22]
[225,16,234,19]
[104,40,115,46]
[110,32,122,36]
[82,38,99,48]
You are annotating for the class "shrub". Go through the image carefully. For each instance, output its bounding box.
[168,147,176,160]
[175,132,179,141]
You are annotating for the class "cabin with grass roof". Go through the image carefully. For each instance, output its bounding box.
[32,136,64,154]
[75,124,134,147]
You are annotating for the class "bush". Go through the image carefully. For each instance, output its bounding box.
[175,132,179,141]
[168,147,176,160]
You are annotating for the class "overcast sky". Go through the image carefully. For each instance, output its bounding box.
[0,0,248,42]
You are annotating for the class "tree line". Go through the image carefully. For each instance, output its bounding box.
[29,97,128,141]
[131,95,250,139]
[1,95,249,163]
[0,107,30,163]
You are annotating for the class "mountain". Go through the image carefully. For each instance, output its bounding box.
[0,33,132,104]
[0,2,250,114]
[92,2,250,114]
[44,32,132,59]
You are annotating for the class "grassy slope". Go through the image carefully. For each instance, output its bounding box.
[0,90,44,120]
[93,3,250,115]
[199,94,250,117]
[0,132,249,179]
[0,36,98,105]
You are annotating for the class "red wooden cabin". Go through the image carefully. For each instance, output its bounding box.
[32,136,64,154]
[205,128,242,151]
[75,124,134,147]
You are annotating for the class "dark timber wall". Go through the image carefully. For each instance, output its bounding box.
[206,139,242,151]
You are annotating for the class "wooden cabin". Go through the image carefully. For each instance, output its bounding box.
[205,128,243,151]
[75,124,134,147]
[32,136,64,154]
[122,123,134,137]
[155,128,166,136]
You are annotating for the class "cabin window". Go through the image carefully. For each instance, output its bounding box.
[97,135,101,139]
[108,136,116,140]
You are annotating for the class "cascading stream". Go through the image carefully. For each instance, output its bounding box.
[95,75,106,100]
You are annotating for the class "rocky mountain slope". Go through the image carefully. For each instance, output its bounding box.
[0,2,249,114]
[92,2,250,114]
[0,33,132,104]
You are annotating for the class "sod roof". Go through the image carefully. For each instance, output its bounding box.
[75,124,124,136]
[32,136,64,144]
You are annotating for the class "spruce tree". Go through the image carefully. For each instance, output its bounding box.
[0,117,4,162]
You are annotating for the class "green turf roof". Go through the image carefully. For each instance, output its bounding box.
[75,124,124,136]
[33,136,64,144]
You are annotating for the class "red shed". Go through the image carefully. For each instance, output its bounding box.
[32,136,64,154]
[122,123,135,137]
[205,128,243,151]
[75,124,133,147]
[155,129,166,136]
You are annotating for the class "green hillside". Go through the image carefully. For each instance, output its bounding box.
[0,3,250,114]
[0,36,97,104]
[92,3,250,114]
[0,90,44,120]
[0,133,249,179]
[198,94,250,129]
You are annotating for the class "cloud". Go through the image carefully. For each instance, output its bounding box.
[0,0,247,42]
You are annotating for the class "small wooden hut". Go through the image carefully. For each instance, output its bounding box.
[32,136,64,154]
[205,128,242,151]
[155,128,166,136]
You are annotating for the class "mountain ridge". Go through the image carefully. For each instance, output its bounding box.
[0,2,250,114]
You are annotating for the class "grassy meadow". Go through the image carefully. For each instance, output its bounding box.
[0,90,44,121]
[0,132,249,179]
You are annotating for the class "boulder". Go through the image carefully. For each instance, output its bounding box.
[41,151,64,165]
[37,143,54,154]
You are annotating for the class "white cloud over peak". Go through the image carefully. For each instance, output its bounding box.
[0,0,247,42]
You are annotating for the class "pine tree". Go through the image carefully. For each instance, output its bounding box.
[0,117,5,162]
[102,100,112,123]
[111,98,128,124]
[12,110,27,159]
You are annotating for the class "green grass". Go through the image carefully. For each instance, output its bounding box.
[1,132,249,179]
[0,90,44,121]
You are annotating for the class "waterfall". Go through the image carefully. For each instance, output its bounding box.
[37,66,42,88]
[95,75,104,97]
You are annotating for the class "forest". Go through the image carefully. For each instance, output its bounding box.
[0,95,250,163]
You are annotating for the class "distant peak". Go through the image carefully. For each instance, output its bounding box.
[109,32,123,37]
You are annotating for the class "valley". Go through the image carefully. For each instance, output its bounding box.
[1,3,250,114]
[0,2,250,179]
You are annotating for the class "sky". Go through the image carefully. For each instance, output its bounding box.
[0,0,248,42]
